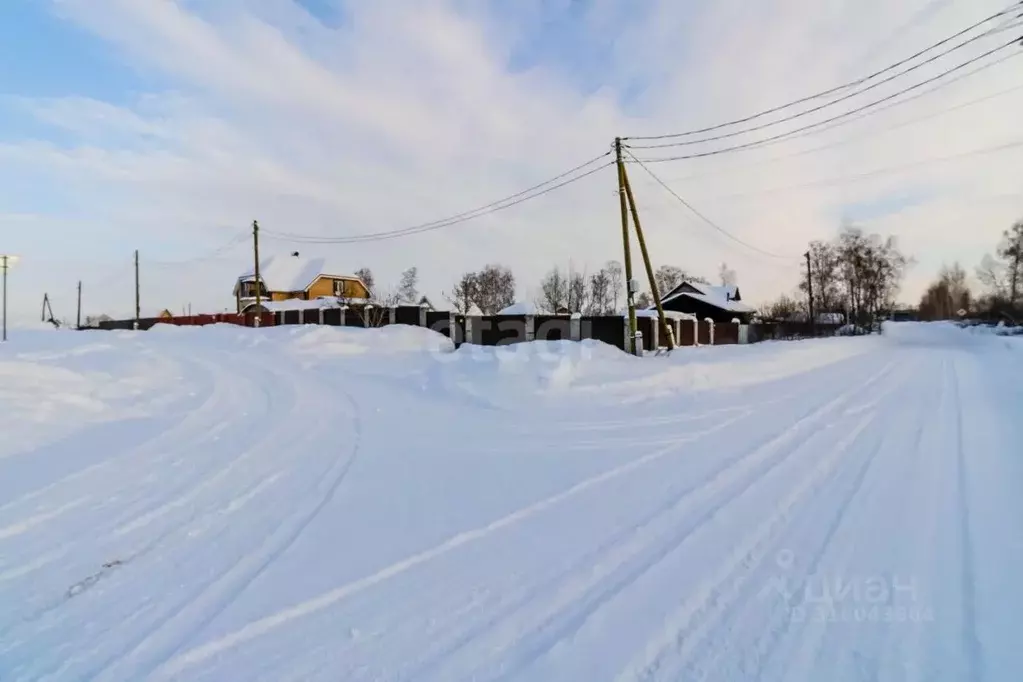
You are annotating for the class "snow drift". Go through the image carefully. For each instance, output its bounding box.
[1,324,1021,681]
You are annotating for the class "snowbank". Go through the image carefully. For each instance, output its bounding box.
[287,324,455,357]
[881,321,983,347]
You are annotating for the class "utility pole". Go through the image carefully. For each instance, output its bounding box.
[621,163,675,350]
[252,219,262,327]
[805,251,815,337]
[1,255,10,342]
[615,138,638,352]
[134,249,141,330]
[77,281,82,330]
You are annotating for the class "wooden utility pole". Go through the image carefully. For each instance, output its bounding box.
[252,220,262,327]
[134,249,141,330]
[615,138,638,352]
[76,281,82,330]
[621,164,675,350]
[1,255,20,341]
[805,251,815,337]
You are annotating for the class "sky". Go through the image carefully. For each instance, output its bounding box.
[1,0,1021,323]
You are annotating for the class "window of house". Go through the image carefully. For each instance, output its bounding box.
[333,279,345,297]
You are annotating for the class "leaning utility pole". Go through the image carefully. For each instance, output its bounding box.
[1,257,5,341]
[0,254,15,342]
[252,220,262,327]
[621,163,675,350]
[805,251,815,337]
[134,249,141,330]
[615,138,638,352]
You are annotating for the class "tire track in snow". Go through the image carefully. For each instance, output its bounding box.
[84,361,364,682]
[615,412,880,682]
[951,355,983,682]
[611,364,902,682]
[157,360,899,680]
[409,360,901,682]
[747,354,938,682]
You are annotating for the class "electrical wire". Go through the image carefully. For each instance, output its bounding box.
[650,139,1023,204]
[626,18,1022,150]
[262,153,614,244]
[651,70,1023,186]
[629,38,1022,163]
[623,2,1022,141]
[624,149,800,260]
[146,231,250,267]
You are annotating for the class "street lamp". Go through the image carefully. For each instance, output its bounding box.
[1,254,20,342]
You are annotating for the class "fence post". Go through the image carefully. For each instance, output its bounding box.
[318,308,324,325]
[448,312,458,344]
[465,315,474,345]
[570,313,581,341]
[706,318,715,345]
[419,306,427,327]
[525,315,535,342]
[650,316,659,350]
[339,307,346,326]
[388,307,396,326]
[634,330,644,356]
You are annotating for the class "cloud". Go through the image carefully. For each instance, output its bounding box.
[2,0,1022,320]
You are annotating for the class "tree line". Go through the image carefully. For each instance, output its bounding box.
[919,220,1022,322]
[347,260,739,317]
[760,225,911,328]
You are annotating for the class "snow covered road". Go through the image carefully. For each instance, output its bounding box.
[1,323,1020,681]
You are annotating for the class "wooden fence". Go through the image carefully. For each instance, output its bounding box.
[89,305,845,353]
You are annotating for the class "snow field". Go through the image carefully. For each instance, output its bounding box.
[0,322,1020,681]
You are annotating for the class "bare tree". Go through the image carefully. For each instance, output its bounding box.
[635,291,653,309]
[976,254,1007,298]
[799,240,842,316]
[537,267,569,313]
[605,260,623,312]
[654,265,707,296]
[834,226,909,327]
[997,220,1023,304]
[354,267,374,296]
[588,268,614,314]
[445,272,479,314]
[396,267,418,305]
[919,263,971,320]
[473,264,516,314]
[760,294,801,321]
[567,270,589,313]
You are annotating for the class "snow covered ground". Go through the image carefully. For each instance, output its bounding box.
[1,322,1020,681]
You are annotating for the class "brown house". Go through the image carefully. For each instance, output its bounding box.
[234,253,370,313]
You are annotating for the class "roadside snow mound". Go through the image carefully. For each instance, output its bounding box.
[288,324,455,356]
[427,339,629,407]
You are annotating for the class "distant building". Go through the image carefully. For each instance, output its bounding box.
[651,281,755,323]
[234,252,370,313]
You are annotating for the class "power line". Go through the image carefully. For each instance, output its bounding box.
[147,231,250,267]
[263,153,614,244]
[624,149,799,260]
[626,18,1022,150]
[623,2,1021,141]
[652,71,1023,186]
[630,38,1023,163]
[646,139,1023,204]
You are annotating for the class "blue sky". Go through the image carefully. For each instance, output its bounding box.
[1,0,1021,323]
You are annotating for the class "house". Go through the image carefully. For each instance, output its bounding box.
[651,281,755,323]
[158,309,174,320]
[234,252,370,313]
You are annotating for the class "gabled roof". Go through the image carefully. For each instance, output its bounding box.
[658,280,754,314]
[236,255,363,293]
